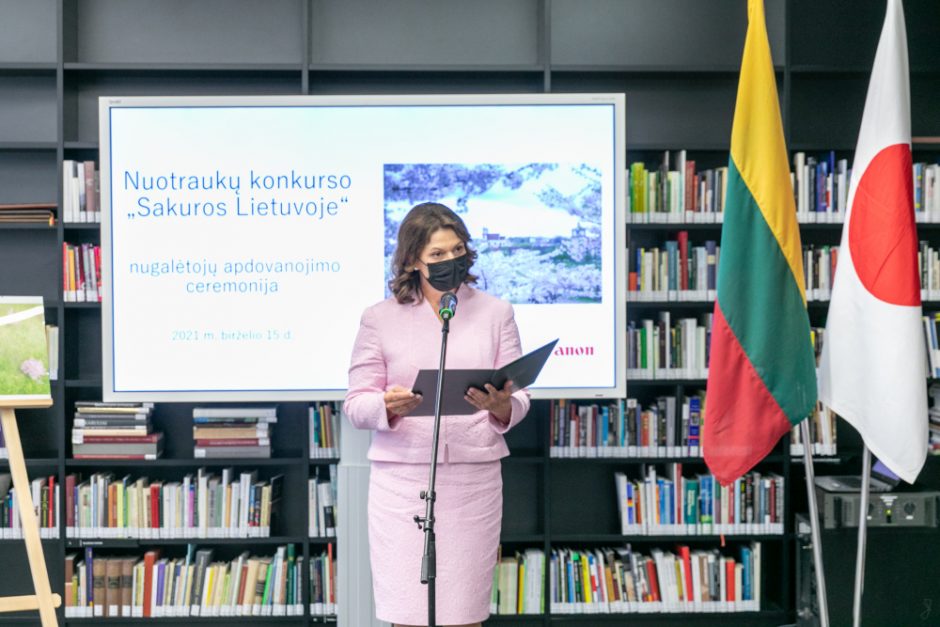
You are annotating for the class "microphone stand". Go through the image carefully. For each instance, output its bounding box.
[414,313,449,627]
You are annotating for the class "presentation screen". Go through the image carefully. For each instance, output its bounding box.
[100,94,626,402]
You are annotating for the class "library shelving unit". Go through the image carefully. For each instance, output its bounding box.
[0,1,938,626]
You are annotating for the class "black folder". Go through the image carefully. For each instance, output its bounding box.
[410,339,558,416]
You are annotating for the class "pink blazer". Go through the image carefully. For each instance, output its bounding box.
[344,284,531,463]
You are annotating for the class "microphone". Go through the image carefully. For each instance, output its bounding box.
[439,292,458,321]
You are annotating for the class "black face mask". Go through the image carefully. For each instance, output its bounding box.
[424,254,470,292]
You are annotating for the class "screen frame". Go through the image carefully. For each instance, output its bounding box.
[99,93,626,402]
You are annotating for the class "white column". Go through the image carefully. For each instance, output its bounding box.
[337,420,388,627]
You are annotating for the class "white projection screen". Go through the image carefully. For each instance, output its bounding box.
[99,94,626,402]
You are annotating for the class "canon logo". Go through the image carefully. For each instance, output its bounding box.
[553,345,595,356]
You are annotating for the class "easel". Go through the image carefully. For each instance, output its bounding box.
[0,399,61,626]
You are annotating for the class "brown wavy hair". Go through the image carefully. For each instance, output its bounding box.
[389,202,478,304]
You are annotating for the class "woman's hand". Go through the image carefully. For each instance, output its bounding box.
[384,385,422,419]
[465,380,514,424]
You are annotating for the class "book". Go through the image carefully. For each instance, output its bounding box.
[551,396,707,459]
[106,558,121,617]
[791,401,838,456]
[63,159,101,223]
[0,473,59,538]
[316,472,336,537]
[309,471,333,538]
[72,453,159,460]
[72,440,164,456]
[0,203,56,225]
[190,405,278,463]
[192,406,278,419]
[194,438,270,447]
[310,402,341,458]
[74,433,163,444]
[195,445,271,459]
[67,470,280,539]
[75,401,155,410]
[73,426,152,441]
[62,242,102,302]
[613,466,784,536]
[493,548,545,615]
[627,158,729,223]
[92,556,106,617]
[193,426,269,439]
[74,412,151,422]
[70,401,163,459]
[546,543,761,613]
[120,558,134,617]
[45,324,58,380]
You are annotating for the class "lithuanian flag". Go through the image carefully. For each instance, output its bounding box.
[703,0,817,485]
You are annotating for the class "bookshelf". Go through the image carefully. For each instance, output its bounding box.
[0,0,937,624]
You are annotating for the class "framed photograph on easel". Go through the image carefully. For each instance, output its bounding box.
[0,296,60,625]
[0,296,52,404]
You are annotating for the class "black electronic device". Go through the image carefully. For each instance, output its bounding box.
[814,476,939,530]
[813,458,901,494]
[796,514,940,626]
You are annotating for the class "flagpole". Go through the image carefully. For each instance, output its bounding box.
[801,419,830,627]
[853,446,872,627]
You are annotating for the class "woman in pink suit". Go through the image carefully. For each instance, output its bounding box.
[344,202,531,627]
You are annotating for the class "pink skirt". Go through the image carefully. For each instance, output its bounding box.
[369,460,502,625]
